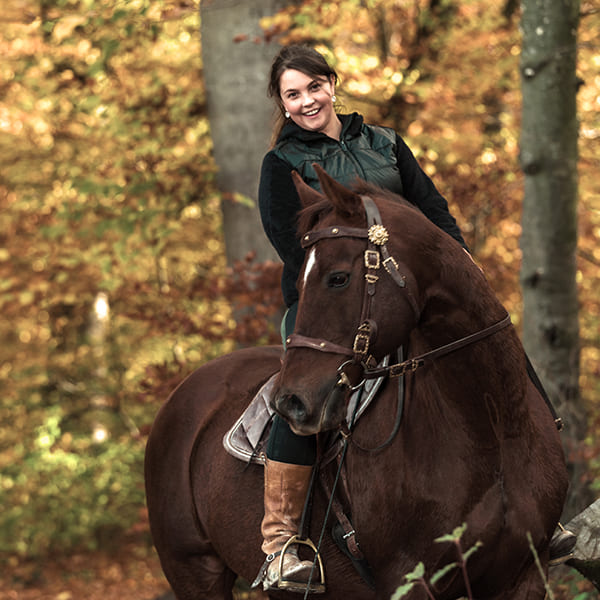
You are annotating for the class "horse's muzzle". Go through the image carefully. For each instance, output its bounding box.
[277,393,310,428]
[276,383,348,435]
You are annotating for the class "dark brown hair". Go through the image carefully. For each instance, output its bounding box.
[268,45,339,146]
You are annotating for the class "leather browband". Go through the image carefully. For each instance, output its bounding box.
[301,227,368,248]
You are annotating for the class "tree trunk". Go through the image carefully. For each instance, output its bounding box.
[200,0,292,266]
[519,0,588,518]
[565,498,600,591]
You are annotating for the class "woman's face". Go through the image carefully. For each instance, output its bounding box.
[279,69,339,139]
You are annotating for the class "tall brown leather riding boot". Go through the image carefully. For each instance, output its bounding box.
[253,458,325,593]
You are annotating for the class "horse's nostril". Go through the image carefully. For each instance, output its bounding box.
[278,394,308,423]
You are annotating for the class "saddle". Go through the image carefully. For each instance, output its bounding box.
[222,354,391,465]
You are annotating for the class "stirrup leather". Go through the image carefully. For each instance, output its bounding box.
[278,535,325,593]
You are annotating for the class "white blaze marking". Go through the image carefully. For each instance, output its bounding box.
[302,247,317,289]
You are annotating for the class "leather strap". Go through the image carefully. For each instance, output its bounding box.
[362,196,408,291]
[286,334,355,356]
[301,227,368,248]
[320,463,365,561]
[363,313,513,379]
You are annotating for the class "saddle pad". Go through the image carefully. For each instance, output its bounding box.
[222,356,390,465]
[222,372,277,465]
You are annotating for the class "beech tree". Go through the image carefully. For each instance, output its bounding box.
[200,0,296,266]
[519,0,587,516]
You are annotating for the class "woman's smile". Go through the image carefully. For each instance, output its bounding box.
[304,107,320,116]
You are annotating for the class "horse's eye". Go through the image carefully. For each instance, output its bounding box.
[327,272,350,289]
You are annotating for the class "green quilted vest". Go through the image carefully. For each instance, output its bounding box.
[272,116,404,196]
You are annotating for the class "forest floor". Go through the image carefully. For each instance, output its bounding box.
[0,532,265,600]
[0,536,171,600]
[0,534,596,600]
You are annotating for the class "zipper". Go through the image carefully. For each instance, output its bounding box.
[339,137,366,179]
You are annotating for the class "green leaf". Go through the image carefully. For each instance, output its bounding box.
[462,541,482,562]
[101,38,120,63]
[435,522,467,543]
[429,562,458,586]
[231,192,256,208]
[111,9,127,22]
[40,224,69,240]
[390,582,415,600]
[79,95,102,112]
[405,561,425,581]
[87,60,105,78]
[452,523,468,538]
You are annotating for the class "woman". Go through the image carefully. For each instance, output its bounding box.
[253,44,467,593]
[254,44,574,592]
[259,46,467,332]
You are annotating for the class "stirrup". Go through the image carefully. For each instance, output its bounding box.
[252,535,326,593]
[278,535,326,594]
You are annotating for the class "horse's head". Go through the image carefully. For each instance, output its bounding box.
[275,165,436,435]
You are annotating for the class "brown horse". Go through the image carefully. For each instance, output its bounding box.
[145,165,568,599]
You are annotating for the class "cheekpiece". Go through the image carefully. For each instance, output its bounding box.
[368,224,389,246]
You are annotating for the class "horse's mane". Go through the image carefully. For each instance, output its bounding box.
[296,179,506,322]
[297,197,335,237]
[297,180,419,238]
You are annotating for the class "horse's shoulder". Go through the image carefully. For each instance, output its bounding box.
[195,345,281,378]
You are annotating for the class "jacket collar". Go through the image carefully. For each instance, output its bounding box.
[277,112,364,145]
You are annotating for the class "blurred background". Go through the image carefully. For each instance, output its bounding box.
[0,0,598,598]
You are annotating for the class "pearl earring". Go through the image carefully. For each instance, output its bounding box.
[332,95,336,103]
[284,111,290,118]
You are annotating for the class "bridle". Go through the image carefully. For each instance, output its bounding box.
[285,195,512,391]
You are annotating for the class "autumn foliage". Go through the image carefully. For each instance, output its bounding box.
[0,2,599,597]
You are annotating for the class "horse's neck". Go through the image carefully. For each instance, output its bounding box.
[419,258,510,352]
[413,273,528,432]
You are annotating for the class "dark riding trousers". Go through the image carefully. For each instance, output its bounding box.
[267,301,317,465]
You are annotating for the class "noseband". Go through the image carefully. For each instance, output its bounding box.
[285,196,511,389]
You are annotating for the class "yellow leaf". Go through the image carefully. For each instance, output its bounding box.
[52,15,88,43]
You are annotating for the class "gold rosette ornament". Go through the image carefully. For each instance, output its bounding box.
[368,224,389,246]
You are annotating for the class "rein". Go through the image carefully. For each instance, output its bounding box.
[362,313,512,380]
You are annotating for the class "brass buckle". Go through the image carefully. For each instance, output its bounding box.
[353,323,371,356]
[383,255,399,275]
[278,535,326,593]
[364,249,380,269]
[390,358,424,377]
[353,333,369,356]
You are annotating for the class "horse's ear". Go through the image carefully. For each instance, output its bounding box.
[313,164,362,215]
[291,170,325,208]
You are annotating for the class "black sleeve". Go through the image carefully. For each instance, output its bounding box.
[395,134,467,249]
[258,152,306,305]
